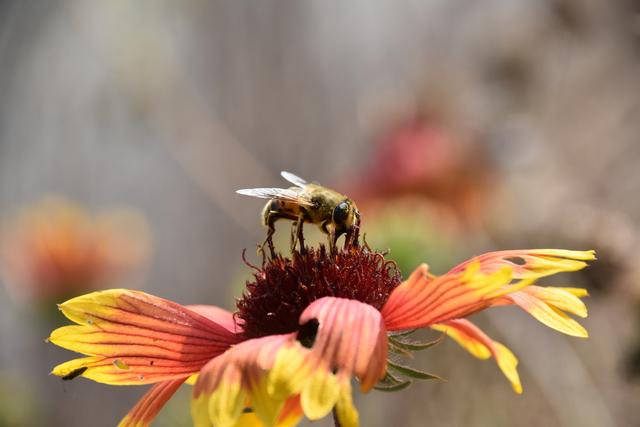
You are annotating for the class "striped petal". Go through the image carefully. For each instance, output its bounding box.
[192,298,384,427]
[49,289,241,384]
[118,378,187,427]
[515,286,588,317]
[299,297,388,391]
[52,355,207,385]
[188,305,243,334]
[447,249,596,279]
[432,319,522,394]
[496,286,589,337]
[381,250,595,331]
[191,334,300,427]
[382,263,520,330]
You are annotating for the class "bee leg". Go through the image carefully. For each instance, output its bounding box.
[290,223,298,252]
[326,224,337,256]
[292,213,306,254]
[260,228,276,259]
[262,212,277,259]
[266,230,276,258]
[290,221,297,251]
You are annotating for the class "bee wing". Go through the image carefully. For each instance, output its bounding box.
[280,171,309,188]
[236,187,314,206]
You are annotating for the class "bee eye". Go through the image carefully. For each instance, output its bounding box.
[333,201,350,224]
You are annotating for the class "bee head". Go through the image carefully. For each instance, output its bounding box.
[332,199,358,231]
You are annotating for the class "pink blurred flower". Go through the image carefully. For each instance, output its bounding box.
[350,116,495,226]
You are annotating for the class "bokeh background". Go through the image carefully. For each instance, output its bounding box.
[1,1,639,426]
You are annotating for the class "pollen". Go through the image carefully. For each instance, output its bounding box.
[236,245,402,339]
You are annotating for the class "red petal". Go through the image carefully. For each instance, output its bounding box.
[187,304,243,334]
[300,297,387,391]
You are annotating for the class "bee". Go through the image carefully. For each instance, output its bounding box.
[237,171,360,254]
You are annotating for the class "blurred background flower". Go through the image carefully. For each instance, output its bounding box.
[349,105,496,232]
[0,196,150,305]
[1,0,639,426]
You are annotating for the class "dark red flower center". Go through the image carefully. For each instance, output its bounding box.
[236,245,402,339]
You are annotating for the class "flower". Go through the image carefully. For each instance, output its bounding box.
[0,196,149,303]
[347,115,494,226]
[49,243,594,427]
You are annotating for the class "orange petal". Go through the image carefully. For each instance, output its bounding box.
[118,378,187,427]
[432,319,522,394]
[300,297,388,391]
[50,289,242,384]
[382,263,515,330]
[382,250,594,331]
[505,288,588,337]
[378,265,430,320]
[447,249,595,279]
